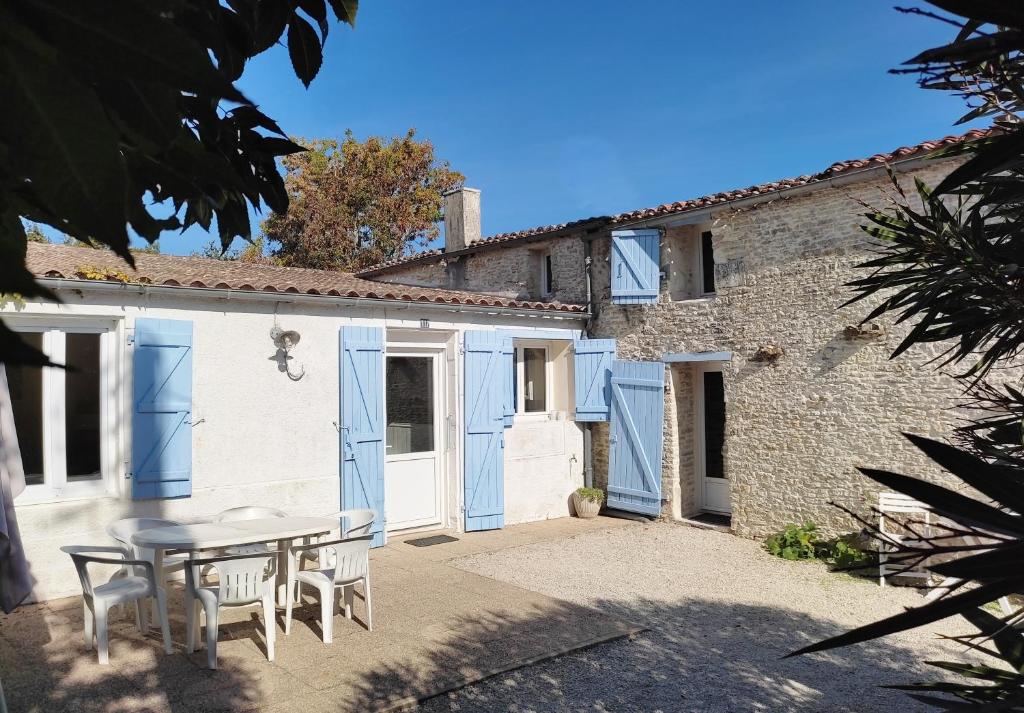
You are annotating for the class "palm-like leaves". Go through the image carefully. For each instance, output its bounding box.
[801,5,1024,708]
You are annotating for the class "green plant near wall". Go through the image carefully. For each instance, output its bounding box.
[575,487,605,504]
[764,522,819,560]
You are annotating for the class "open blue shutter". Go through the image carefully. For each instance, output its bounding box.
[464,331,505,531]
[610,229,660,304]
[573,339,616,421]
[340,326,386,547]
[132,318,193,499]
[607,360,664,515]
[501,338,514,427]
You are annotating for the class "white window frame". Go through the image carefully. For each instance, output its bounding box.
[539,251,554,298]
[698,231,717,297]
[10,321,118,504]
[515,344,552,419]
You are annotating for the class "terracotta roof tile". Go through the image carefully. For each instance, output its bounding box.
[26,243,586,314]
[357,128,991,275]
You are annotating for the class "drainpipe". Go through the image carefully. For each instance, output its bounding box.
[582,236,597,489]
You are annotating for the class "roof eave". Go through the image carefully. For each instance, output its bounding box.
[36,277,589,321]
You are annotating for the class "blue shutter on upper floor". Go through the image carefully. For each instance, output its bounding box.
[132,318,193,499]
[501,337,514,427]
[340,326,386,547]
[607,360,664,516]
[463,331,506,531]
[610,229,661,304]
[573,339,616,422]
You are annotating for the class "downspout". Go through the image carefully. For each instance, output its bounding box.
[582,236,596,489]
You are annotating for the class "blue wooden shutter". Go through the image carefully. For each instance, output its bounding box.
[463,331,505,531]
[607,360,664,515]
[573,339,616,422]
[132,318,193,499]
[501,337,514,427]
[340,326,386,547]
[610,229,660,304]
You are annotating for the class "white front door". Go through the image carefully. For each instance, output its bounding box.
[696,365,730,514]
[385,350,444,531]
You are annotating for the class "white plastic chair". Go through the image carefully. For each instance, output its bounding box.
[108,517,188,623]
[61,545,172,665]
[879,492,1014,615]
[285,535,373,644]
[299,509,375,569]
[184,549,277,670]
[878,492,932,587]
[214,506,288,522]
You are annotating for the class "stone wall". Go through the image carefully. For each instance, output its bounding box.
[371,236,589,304]
[588,159,975,537]
[366,156,1001,540]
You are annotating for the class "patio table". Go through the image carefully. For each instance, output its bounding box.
[131,516,339,610]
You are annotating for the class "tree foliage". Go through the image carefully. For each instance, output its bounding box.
[794,3,1024,709]
[0,0,359,364]
[261,130,464,272]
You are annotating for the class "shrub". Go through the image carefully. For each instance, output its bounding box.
[575,487,605,504]
[817,534,874,570]
[764,522,819,560]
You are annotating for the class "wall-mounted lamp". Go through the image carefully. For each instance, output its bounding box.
[270,325,305,381]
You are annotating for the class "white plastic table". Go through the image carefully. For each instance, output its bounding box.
[131,516,339,609]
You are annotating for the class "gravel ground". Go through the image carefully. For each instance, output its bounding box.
[420,521,989,713]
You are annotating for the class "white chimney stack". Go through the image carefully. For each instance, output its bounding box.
[444,187,481,252]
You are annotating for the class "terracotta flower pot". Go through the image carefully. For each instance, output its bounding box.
[573,492,601,518]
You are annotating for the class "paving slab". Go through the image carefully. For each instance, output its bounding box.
[0,516,639,713]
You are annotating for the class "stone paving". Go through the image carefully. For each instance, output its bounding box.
[0,516,639,713]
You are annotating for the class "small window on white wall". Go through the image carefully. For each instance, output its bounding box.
[7,324,115,502]
[513,346,550,414]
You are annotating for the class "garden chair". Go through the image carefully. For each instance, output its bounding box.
[298,509,375,570]
[108,517,188,626]
[214,507,288,556]
[877,492,932,587]
[184,548,277,670]
[285,535,373,644]
[60,545,172,665]
[880,493,1015,616]
[213,506,288,522]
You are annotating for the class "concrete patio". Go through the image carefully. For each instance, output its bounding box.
[0,516,640,713]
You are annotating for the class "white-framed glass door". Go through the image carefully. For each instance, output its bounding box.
[696,364,729,514]
[384,348,445,531]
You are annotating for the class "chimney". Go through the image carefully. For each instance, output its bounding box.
[444,187,481,252]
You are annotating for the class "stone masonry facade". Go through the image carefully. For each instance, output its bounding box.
[367,156,987,538]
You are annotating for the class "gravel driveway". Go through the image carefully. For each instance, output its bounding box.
[421,521,986,713]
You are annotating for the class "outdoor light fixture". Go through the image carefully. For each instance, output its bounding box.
[270,324,305,381]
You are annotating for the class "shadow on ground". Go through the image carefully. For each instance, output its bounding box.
[0,561,972,712]
[352,596,957,713]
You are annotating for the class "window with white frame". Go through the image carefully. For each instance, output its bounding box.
[7,324,116,501]
[540,252,554,298]
[513,345,550,414]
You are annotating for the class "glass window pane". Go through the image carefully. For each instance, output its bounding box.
[523,348,547,413]
[8,333,44,486]
[703,371,726,480]
[65,333,102,481]
[386,356,434,455]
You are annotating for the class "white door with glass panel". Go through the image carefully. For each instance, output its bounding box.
[696,365,730,514]
[384,350,444,531]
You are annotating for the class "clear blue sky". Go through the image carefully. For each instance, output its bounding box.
[155,1,981,255]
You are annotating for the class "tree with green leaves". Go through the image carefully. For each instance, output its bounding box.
[791,3,1024,709]
[261,130,464,272]
[0,0,358,364]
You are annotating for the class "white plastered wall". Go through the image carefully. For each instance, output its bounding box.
[4,286,585,600]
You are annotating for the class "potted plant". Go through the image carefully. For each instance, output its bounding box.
[572,487,604,518]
